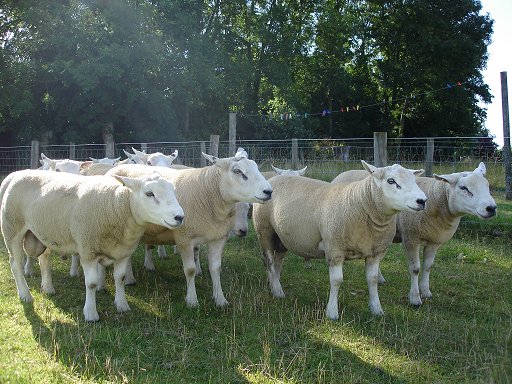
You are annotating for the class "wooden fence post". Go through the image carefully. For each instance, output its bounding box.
[425,138,434,177]
[210,135,220,157]
[501,71,512,200]
[373,132,387,167]
[69,142,76,160]
[104,133,115,158]
[200,142,207,167]
[141,143,148,152]
[30,140,39,169]
[229,112,236,156]
[291,138,299,168]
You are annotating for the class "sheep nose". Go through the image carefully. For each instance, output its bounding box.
[486,205,497,216]
[416,198,426,209]
[263,189,272,198]
[175,215,184,223]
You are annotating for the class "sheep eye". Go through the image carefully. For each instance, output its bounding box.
[460,186,473,196]
[145,191,155,197]
[387,178,401,189]
[233,169,241,174]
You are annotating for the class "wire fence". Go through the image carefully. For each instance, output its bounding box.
[0,136,504,184]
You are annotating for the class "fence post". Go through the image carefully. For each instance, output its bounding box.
[200,142,207,167]
[229,112,236,156]
[69,142,76,160]
[291,138,299,168]
[373,132,387,167]
[30,140,40,169]
[104,134,115,158]
[501,71,512,200]
[210,134,219,157]
[141,143,148,152]
[425,138,434,177]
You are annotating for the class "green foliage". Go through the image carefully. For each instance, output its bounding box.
[0,0,494,145]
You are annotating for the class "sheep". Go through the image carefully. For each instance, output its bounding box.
[0,169,184,321]
[147,150,179,167]
[40,153,88,174]
[260,165,308,180]
[122,148,145,164]
[106,152,273,308]
[252,160,426,319]
[331,162,497,307]
[89,156,121,165]
[80,163,116,176]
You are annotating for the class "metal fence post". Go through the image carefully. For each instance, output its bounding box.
[30,140,39,169]
[501,71,512,199]
[425,138,434,177]
[373,132,387,167]
[210,134,219,157]
[229,112,236,156]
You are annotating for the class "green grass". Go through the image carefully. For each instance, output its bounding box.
[1,199,511,383]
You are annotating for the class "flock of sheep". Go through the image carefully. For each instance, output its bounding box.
[0,147,497,322]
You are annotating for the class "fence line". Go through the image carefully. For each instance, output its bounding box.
[0,135,506,190]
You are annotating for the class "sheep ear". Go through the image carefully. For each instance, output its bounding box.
[235,147,248,158]
[361,160,377,174]
[298,166,307,176]
[113,175,141,190]
[474,162,486,176]
[413,169,425,177]
[132,148,146,157]
[202,152,218,164]
[41,153,49,160]
[433,173,458,184]
[123,149,133,157]
[113,157,121,163]
[271,165,286,174]
[89,157,98,162]
[80,161,93,171]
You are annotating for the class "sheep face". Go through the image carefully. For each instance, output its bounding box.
[232,202,250,237]
[54,160,82,174]
[114,174,185,229]
[363,161,427,213]
[434,162,496,219]
[203,154,273,203]
[147,150,178,167]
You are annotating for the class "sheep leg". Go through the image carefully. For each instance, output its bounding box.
[82,260,100,322]
[39,249,55,295]
[144,244,155,271]
[157,245,168,258]
[69,254,80,277]
[96,264,106,291]
[404,242,422,307]
[326,262,344,320]
[7,234,33,303]
[24,256,35,276]
[113,257,131,313]
[124,256,136,285]
[365,256,384,316]
[207,237,229,307]
[265,250,285,298]
[378,267,386,284]
[178,244,198,307]
[194,246,202,276]
[419,243,440,300]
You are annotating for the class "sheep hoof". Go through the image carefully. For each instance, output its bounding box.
[84,309,100,322]
[370,305,385,316]
[41,285,56,295]
[144,262,155,271]
[19,294,34,303]
[378,277,386,285]
[214,297,229,307]
[326,310,339,321]
[420,290,432,299]
[115,301,131,313]
[186,299,199,308]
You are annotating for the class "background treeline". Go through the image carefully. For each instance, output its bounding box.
[0,0,493,146]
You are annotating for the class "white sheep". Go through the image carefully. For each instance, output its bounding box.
[260,165,308,180]
[147,150,179,167]
[252,160,426,319]
[106,153,273,308]
[40,153,87,174]
[332,162,496,306]
[0,169,184,322]
[89,156,121,165]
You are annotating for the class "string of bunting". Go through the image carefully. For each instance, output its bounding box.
[239,81,465,120]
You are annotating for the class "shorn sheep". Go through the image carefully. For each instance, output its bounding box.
[252,160,427,319]
[0,170,185,321]
[333,162,497,306]
[106,152,272,308]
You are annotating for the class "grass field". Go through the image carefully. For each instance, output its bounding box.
[0,179,511,383]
